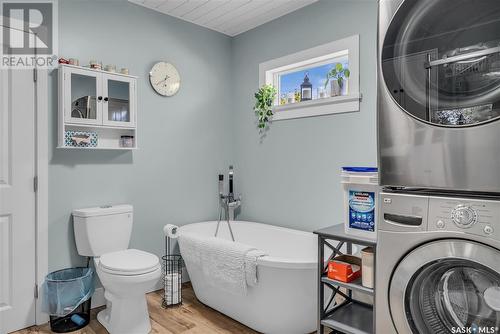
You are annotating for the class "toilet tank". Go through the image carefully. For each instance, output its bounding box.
[73,205,133,257]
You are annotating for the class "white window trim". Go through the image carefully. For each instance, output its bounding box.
[259,34,361,121]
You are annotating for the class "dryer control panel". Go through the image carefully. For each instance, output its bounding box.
[428,196,500,239]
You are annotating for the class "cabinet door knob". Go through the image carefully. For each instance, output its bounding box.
[104,97,109,102]
[98,96,103,101]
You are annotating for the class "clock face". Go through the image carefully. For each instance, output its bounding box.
[149,62,180,96]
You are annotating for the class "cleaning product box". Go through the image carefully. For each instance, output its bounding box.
[327,255,362,282]
[342,167,379,240]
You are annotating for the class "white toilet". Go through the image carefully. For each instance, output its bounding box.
[73,205,161,334]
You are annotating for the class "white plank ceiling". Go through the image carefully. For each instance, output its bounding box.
[129,0,319,36]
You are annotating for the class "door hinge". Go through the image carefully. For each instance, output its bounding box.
[33,176,38,192]
[33,68,37,82]
[34,283,38,299]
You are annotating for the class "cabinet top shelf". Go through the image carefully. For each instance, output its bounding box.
[59,64,138,79]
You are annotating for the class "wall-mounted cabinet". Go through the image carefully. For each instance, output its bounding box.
[58,64,138,150]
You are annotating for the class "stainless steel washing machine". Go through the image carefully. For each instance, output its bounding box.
[376,191,500,333]
[378,0,500,192]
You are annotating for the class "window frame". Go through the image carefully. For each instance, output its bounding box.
[259,35,361,121]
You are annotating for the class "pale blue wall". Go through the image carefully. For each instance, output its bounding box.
[49,0,233,270]
[231,0,379,232]
[50,0,379,271]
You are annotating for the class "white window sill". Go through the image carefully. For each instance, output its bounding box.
[271,92,362,121]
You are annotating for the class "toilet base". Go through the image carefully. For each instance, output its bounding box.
[97,291,151,334]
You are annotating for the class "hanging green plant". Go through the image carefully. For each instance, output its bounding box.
[254,84,277,130]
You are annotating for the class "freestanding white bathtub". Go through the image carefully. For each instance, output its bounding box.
[178,221,318,334]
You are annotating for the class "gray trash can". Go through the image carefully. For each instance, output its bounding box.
[42,267,95,333]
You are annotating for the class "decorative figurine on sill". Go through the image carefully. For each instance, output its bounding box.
[300,73,312,101]
[280,93,287,105]
[294,89,301,103]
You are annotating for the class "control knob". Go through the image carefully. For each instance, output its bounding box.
[451,204,477,228]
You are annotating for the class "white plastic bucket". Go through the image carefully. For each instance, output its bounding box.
[341,167,379,240]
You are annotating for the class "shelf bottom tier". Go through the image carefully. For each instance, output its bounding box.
[321,301,373,334]
[61,124,136,150]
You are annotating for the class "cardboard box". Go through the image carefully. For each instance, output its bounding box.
[327,255,362,282]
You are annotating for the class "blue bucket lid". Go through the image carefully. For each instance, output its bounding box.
[342,167,378,172]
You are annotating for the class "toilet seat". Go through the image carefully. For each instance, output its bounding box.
[98,249,160,276]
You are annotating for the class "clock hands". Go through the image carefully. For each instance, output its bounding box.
[155,74,171,86]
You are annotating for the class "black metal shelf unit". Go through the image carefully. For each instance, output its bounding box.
[314,224,376,334]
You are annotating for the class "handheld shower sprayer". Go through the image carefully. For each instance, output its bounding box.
[228,165,234,200]
[218,174,224,197]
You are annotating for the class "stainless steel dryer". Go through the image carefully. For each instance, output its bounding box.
[376,191,500,333]
[378,0,500,192]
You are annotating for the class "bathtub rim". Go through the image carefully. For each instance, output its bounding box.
[178,220,318,270]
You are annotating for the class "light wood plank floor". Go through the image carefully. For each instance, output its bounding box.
[12,283,258,334]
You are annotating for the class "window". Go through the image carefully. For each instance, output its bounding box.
[259,35,360,121]
[277,55,349,104]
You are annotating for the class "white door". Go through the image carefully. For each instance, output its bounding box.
[0,66,37,333]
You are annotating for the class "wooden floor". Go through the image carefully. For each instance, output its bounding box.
[12,283,258,334]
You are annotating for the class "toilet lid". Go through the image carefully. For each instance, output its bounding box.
[99,249,159,274]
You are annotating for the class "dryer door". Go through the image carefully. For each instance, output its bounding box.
[381,0,500,126]
[378,0,500,192]
[389,240,500,333]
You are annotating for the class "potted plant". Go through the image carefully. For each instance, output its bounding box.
[325,63,350,97]
[254,84,277,130]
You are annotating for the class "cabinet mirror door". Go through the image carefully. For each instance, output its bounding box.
[64,68,102,125]
[102,75,136,127]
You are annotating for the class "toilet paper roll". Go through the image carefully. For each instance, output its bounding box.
[165,296,180,305]
[165,274,181,283]
[165,273,181,283]
[163,224,179,239]
[165,273,181,305]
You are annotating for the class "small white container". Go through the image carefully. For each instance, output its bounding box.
[341,167,379,240]
[361,247,374,288]
[120,135,134,148]
[105,64,116,72]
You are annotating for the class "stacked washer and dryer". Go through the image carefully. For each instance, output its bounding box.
[377,0,500,333]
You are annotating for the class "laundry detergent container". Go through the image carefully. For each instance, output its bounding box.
[42,267,95,333]
[341,167,379,240]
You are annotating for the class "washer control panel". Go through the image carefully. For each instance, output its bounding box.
[428,196,499,240]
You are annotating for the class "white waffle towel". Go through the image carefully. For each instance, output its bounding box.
[179,232,267,295]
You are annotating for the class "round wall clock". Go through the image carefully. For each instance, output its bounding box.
[149,61,180,96]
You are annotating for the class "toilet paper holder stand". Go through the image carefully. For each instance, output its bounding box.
[162,224,183,308]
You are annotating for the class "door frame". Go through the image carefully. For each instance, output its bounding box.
[34,68,49,325]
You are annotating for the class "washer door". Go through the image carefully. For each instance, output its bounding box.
[390,240,500,333]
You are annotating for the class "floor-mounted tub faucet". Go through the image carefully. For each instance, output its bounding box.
[215,166,241,241]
